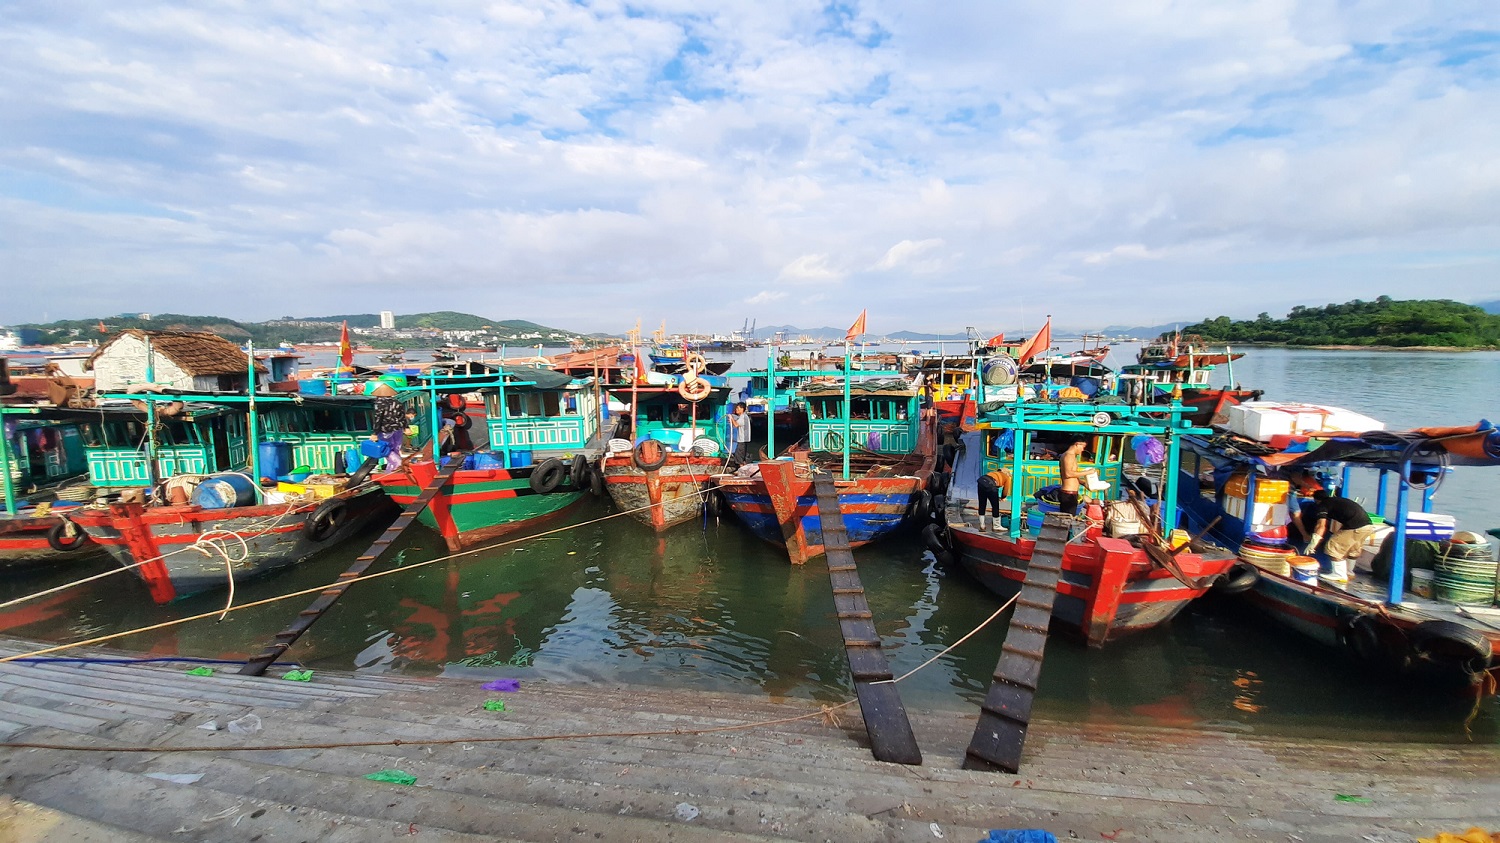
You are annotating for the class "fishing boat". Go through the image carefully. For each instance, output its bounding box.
[1118,333,1260,426]
[599,353,732,532]
[1177,418,1500,692]
[374,364,603,551]
[0,411,105,568]
[928,397,1238,647]
[378,348,406,364]
[715,364,939,564]
[67,394,397,603]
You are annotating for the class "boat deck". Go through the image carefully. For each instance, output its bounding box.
[0,636,1495,842]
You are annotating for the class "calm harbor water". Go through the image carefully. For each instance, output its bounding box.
[2,342,1496,744]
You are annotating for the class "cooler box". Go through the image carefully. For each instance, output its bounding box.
[1225,402,1384,442]
[1404,512,1457,541]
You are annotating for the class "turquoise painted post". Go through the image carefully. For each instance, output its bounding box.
[497,370,512,468]
[842,345,852,480]
[144,337,161,492]
[1007,408,1026,540]
[428,381,442,463]
[1161,428,1180,536]
[0,407,15,516]
[247,341,261,489]
[766,343,777,460]
[1388,469,1409,606]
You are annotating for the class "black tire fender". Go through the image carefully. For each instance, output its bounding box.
[46,518,88,552]
[1409,620,1493,677]
[348,456,377,487]
[570,455,588,489]
[930,493,948,525]
[1341,613,1411,673]
[529,458,566,494]
[906,489,931,524]
[921,522,950,554]
[928,471,950,496]
[1213,562,1259,595]
[304,499,348,543]
[632,440,669,472]
[588,466,605,497]
[451,412,472,430]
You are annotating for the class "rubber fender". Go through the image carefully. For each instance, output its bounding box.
[529,458,566,494]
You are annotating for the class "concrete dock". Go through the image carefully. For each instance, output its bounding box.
[0,636,1495,842]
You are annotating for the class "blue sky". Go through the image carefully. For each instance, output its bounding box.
[1,1,1497,334]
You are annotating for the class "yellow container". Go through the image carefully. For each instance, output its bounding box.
[276,482,307,495]
[1224,474,1290,504]
[1169,529,1190,550]
[307,485,337,500]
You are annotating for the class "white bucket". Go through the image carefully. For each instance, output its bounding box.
[1290,560,1320,585]
[1409,568,1435,599]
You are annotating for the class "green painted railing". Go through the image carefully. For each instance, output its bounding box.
[809,419,915,454]
[488,417,588,450]
[87,447,212,486]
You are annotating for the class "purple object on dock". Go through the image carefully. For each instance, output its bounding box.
[482,679,520,692]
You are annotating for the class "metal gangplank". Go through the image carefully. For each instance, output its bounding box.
[810,471,922,766]
[239,457,463,676]
[963,513,1068,772]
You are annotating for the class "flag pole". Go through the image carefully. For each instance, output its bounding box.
[843,340,852,480]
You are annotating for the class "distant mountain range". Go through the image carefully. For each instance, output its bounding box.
[754,323,1179,342]
[16,311,581,347]
[1479,300,1500,315]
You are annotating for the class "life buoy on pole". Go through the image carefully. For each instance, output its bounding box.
[678,377,712,402]
[683,353,708,375]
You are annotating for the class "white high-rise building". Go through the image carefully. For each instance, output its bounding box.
[380,310,395,329]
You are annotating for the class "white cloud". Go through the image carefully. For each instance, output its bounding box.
[2,2,1499,330]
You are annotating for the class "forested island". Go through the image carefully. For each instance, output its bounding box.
[1181,297,1500,349]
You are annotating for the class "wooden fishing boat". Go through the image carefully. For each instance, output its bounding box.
[600,372,732,532]
[374,364,602,551]
[1118,333,1259,427]
[0,412,107,568]
[1178,420,1500,692]
[63,394,400,603]
[715,371,938,564]
[928,398,1237,647]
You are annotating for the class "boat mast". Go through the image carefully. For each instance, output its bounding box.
[766,340,777,459]
[248,341,261,491]
[144,337,162,495]
[0,406,14,516]
[843,342,852,480]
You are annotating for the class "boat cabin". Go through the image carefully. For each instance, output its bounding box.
[3,418,88,493]
[81,403,247,486]
[800,379,919,456]
[481,366,600,455]
[258,396,382,473]
[976,399,1204,539]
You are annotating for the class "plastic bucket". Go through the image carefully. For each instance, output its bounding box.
[1409,569,1435,599]
[1025,508,1045,535]
[191,472,257,509]
[1289,557,1320,584]
[509,451,533,468]
[258,441,294,482]
[298,378,328,396]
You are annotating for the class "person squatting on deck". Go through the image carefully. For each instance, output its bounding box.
[976,467,1011,532]
[1304,489,1377,561]
[1057,438,1088,515]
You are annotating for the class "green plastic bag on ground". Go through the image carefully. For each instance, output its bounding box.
[185,666,214,676]
[483,699,506,712]
[365,769,416,785]
[281,669,314,682]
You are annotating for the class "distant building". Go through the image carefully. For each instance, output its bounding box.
[380,311,395,329]
[88,330,267,392]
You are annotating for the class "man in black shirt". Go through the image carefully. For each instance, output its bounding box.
[1305,489,1376,561]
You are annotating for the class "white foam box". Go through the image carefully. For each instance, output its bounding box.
[1403,512,1457,541]
[1224,401,1384,442]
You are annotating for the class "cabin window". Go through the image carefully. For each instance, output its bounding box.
[505,393,547,418]
[645,404,666,423]
[543,392,562,417]
[78,422,101,448]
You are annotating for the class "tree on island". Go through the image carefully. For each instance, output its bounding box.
[1181,297,1500,348]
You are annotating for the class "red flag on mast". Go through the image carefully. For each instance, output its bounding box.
[632,346,649,384]
[985,332,1006,347]
[97,320,107,334]
[845,309,867,342]
[338,321,354,368]
[1015,317,1052,366]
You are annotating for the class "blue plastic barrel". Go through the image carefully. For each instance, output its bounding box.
[466,453,505,470]
[258,441,293,481]
[344,448,361,473]
[298,378,328,396]
[509,451,533,468]
[192,472,257,509]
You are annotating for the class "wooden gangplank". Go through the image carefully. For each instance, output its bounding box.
[963,513,1069,773]
[810,471,922,766]
[239,457,462,676]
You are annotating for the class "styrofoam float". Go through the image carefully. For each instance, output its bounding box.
[1223,401,1385,442]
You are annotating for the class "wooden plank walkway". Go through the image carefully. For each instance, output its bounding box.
[0,636,1495,842]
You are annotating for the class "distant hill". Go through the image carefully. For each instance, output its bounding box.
[19,311,584,347]
[1181,297,1500,348]
[1478,300,1500,315]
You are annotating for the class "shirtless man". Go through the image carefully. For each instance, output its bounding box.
[1058,438,1087,515]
